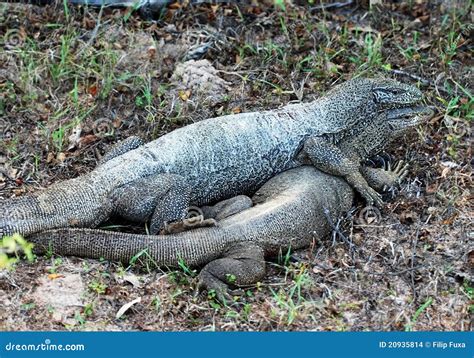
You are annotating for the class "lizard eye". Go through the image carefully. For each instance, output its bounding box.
[373,87,405,103]
[389,88,405,95]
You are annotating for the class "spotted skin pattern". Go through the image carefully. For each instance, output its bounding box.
[1,77,430,237]
[28,167,354,302]
[26,103,431,301]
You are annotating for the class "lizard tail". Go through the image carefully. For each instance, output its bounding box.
[28,227,231,268]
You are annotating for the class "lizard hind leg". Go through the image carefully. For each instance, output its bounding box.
[197,243,266,304]
[201,195,253,220]
[163,195,252,234]
[110,173,191,234]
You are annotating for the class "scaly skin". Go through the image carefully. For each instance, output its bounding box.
[1,77,431,237]
[29,167,351,263]
[7,0,173,20]
[27,108,431,301]
[29,166,354,301]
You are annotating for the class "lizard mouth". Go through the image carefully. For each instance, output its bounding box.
[385,105,434,131]
[386,105,434,120]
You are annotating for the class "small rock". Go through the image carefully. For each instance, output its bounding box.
[171,59,230,104]
[32,273,85,321]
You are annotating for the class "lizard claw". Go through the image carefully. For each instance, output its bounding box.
[364,160,410,195]
[392,160,409,184]
[382,160,410,190]
[162,216,217,234]
[360,186,384,208]
[197,270,235,306]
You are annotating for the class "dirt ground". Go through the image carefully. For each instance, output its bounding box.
[0,1,472,331]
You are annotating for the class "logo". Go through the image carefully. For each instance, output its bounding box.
[357,206,381,225]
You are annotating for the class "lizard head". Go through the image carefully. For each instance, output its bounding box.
[335,78,433,158]
[320,77,426,135]
[342,103,434,158]
[371,77,423,109]
[385,104,434,136]
[369,77,433,137]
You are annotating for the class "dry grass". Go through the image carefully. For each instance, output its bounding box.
[0,0,472,331]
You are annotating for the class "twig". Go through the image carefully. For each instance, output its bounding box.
[76,5,104,58]
[390,69,449,94]
[310,0,354,11]
[323,208,357,257]
[409,228,420,299]
[0,272,19,289]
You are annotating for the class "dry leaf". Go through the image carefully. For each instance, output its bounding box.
[57,153,66,162]
[441,213,458,225]
[116,297,141,319]
[441,167,450,178]
[78,134,99,148]
[168,1,181,9]
[46,152,55,163]
[178,90,191,101]
[48,273,65,280]
[88,84,98,97]
[12,188,26,196]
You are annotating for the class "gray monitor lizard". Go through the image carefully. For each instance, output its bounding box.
[1,77,432,239]
[28,166,354,302]
[27,106,430,301]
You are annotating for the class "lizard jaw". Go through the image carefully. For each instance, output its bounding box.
[386,105,434,132]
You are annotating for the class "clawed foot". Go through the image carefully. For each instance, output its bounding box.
[196,270,243,305]
[359,185,384,208]
[382,160,409,191]
[162,215,217,234]
[194,243,265,305]
[359,160,411,204]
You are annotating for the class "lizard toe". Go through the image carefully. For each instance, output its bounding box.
[197,270,234,305]
[361,187,384,208]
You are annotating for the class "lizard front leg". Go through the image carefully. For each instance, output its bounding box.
[301,136,383,207]
[360,160,409,192]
